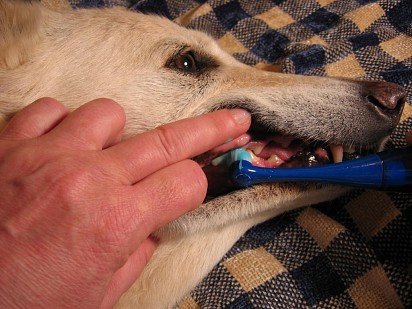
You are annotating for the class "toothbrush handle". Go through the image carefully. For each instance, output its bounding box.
[230,146,412,192]
[379,146,412,192]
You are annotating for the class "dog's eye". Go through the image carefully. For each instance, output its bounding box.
[172,52,197,73]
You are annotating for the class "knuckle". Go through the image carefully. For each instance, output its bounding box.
[0,98,68,140]
[95,98,125,117]
[211,110,236,131]
[35,97,67,112]
[186,161,208,204]
[88,98,126,129]
[38,156,96,204]
[167,160,207,207]
[184,159,208,191]
[54,168,94,200]
[0,143,39,172]
[153,126,180,165]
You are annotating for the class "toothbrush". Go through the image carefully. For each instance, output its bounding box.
[228,146,412,192]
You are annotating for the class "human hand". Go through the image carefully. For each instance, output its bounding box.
[0,98,251,308]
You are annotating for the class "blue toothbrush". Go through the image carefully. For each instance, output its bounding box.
[229,146,412,192]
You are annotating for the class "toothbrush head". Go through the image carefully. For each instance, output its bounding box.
[211,148,252,167]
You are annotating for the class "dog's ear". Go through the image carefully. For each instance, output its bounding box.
[0,0,46,69]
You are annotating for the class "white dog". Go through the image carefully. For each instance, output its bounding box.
[0,1,405,307]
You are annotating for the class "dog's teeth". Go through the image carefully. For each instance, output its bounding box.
[267,154,284,167]
[343,145,356,154]
[330,144,343,163]
[244,141,267,156]
[250,145,265,155]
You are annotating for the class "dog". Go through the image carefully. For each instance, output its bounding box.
[0,1,406,307]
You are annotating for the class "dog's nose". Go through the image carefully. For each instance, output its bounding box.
[363,81,406,117]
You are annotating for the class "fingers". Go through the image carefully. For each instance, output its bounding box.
[105,109,251,183]
[100,161,206,304]
[107,159,207,249]
[131,159,206,236]
[0,98,69,140]
[48,98,126,150]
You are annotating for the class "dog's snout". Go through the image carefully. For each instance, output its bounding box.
[363,81,406,117]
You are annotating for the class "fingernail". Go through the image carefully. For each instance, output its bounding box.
[230,109,250,125]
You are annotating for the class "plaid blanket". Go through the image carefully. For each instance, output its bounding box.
[50,0,411,307]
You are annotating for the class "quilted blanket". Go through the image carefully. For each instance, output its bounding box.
[46,0,412,307]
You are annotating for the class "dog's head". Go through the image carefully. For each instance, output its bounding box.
[0,1,405,238]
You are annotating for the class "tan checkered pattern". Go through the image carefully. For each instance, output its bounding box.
[345,3,385,31]
[178,296,201,309]
[218,32,248,54]
[380,35,412,62]
[401,103,412,122]
[349,266,403,309]
[175,3,213,27]
[316,0,336,7]
[345,191,401,239]
[297,207,346,250]
[256,7,295,29]
[223,247,286,291]
[326,54,366,78]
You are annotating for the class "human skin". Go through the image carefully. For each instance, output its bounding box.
[0,98,251,308]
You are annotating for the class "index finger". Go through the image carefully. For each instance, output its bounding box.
[105,109,251,183]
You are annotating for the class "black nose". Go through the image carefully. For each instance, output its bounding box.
[363,81,406,117]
